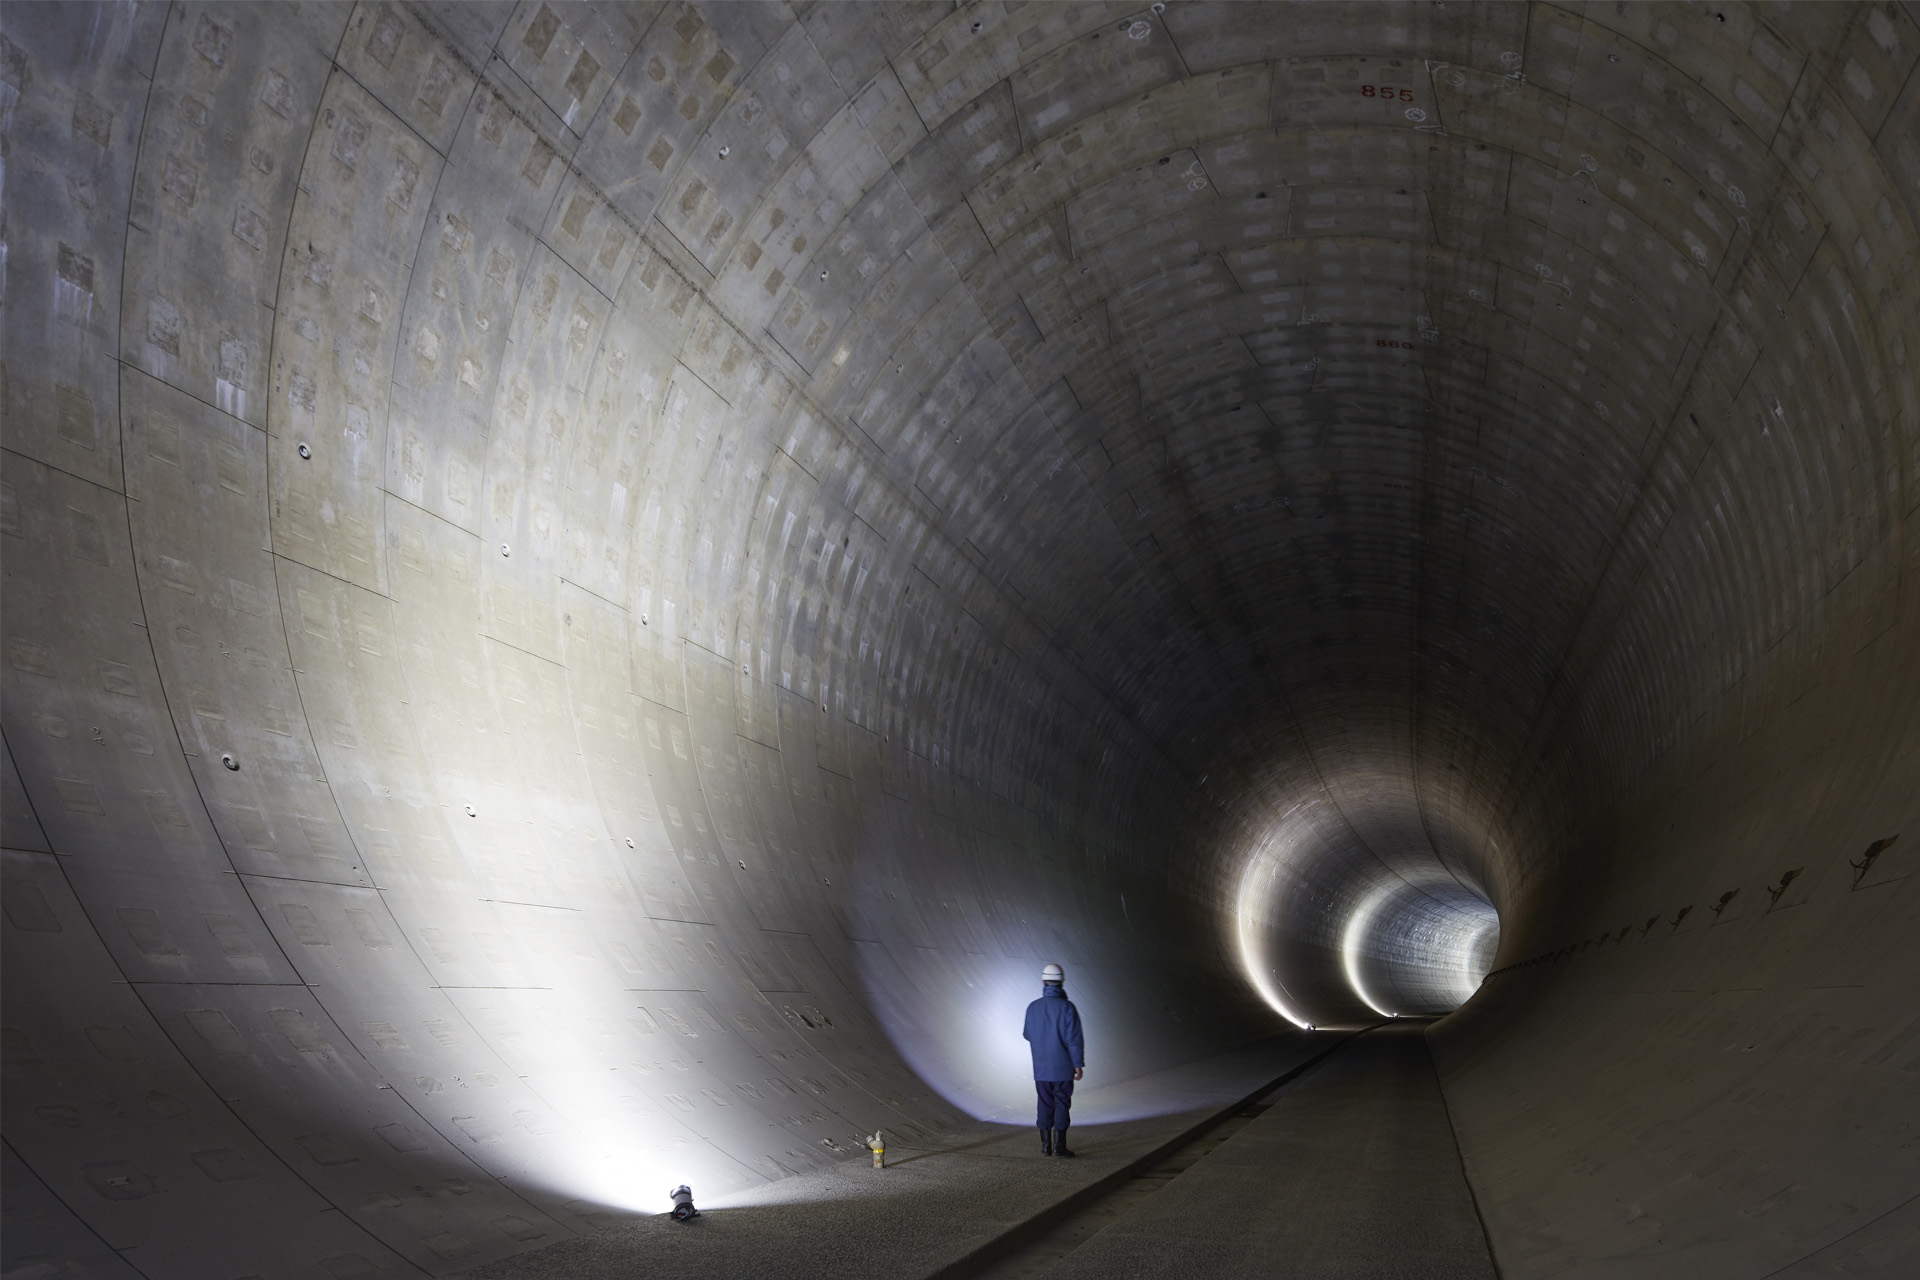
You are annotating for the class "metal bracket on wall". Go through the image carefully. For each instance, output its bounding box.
[1850,835,1898,889]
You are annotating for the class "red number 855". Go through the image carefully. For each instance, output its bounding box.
[1360,86,1416,101]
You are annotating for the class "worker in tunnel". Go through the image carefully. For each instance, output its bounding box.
[1024,963,1086,1157]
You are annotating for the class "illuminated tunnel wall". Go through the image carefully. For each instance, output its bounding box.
[3,3,1917,1278]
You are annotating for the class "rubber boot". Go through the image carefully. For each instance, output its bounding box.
[1039,1127,1053,1157]
[1053,1129,1075,1158]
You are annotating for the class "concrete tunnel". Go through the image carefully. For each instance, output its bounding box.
[2,0,1916,1276]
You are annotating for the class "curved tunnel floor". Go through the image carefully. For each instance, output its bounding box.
[463,1024,1490,1280]
[460,1033,1328,1279]
[1031,1023,1495,1280]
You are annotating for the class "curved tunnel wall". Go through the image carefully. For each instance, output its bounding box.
[2,2,1917,1277]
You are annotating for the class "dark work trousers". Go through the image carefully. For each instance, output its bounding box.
[1035,1079,1075,1131]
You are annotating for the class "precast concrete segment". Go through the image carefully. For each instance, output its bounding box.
[1038,1023,1497,1280]
[1,1,1917,1277]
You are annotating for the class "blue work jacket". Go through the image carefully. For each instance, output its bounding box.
[1023,984,1084,1081]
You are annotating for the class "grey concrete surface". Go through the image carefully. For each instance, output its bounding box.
[2,1,1916,1278]
[461,1033,1333,1280]
[1041,1023,1495,1280]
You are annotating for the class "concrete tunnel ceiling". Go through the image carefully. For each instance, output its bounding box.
[3,0,1917,1275]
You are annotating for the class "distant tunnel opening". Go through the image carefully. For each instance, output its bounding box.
[1233,776,1507,1028]
[1341,881,1499,1018]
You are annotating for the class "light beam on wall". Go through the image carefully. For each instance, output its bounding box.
[1235,836,1314,1030]
[1341,886,1399,1018]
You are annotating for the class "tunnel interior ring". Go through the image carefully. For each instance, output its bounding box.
[0,2,1913,1275]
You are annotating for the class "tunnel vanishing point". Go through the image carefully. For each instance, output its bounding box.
[2,1,1917,1276]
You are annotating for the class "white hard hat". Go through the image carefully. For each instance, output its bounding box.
[1041,963,1064,982]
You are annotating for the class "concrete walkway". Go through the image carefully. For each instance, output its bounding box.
[1041,1022,1497,1279]
[461,1034,1336,1280]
